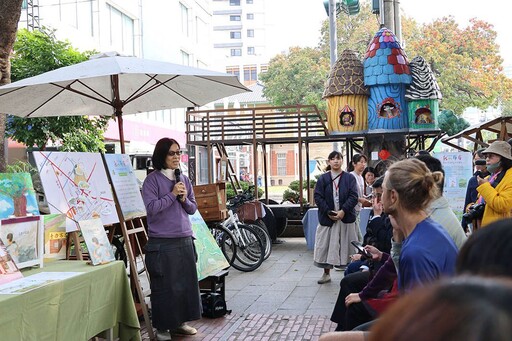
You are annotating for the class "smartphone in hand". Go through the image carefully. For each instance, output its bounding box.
[328,210,337,216]
[350,241,372,258]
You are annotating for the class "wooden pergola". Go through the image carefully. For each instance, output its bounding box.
[441,116,512,152]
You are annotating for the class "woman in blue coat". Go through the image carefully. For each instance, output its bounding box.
[314,151,359,284]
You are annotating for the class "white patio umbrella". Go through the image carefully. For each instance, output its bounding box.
[0,52,250,153]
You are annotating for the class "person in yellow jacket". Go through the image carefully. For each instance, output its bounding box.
[477,141,512,227]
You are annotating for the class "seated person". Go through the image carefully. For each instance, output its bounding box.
[345,176,392,276]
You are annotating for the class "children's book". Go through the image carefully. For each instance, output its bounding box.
[0,238,23,285]
[78,218,115,265]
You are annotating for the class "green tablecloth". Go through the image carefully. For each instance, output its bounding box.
[0,260,141,341]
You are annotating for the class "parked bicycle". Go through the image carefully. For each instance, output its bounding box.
[209,187,270,272]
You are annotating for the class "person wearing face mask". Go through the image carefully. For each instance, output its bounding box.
[476,141,512,227]
[314,151,359,284]
[142,137,201,341]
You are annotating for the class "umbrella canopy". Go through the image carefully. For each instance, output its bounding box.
[0,52,250,153]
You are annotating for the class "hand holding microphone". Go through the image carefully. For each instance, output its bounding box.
[173,168,186,202]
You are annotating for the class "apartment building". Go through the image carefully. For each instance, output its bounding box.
[211,0,269,86]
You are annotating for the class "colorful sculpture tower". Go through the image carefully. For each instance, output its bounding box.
[363,27,411,131]
[405,56,442,130]
[323,49,369,133]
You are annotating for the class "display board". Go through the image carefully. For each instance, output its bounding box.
[190,211,230,280]
[433,152,473,219]
[104,154,146,220]
[33,152,118,231]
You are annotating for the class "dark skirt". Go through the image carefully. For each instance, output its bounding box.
[145,236,202,330]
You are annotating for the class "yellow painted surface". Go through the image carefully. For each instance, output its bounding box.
[326,95,368,132]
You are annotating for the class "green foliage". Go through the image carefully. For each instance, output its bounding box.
[4,160,37,175]
[438,109,470,136]
[283,179,317,202]
[226,181,264,200]
[259,47,330,111]
[6,27,109,151]
[0,173,34,197]
[282,188,299,203]
[405,17,512,114]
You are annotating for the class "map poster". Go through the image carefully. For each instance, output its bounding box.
[104,154,146,220]
[433,152,473,219]
[0,173,39,219]
[33,152,119,232]
[190,211,229,281]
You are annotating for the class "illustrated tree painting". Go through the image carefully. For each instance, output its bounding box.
[0,0,24,172]
[0,173,38,218]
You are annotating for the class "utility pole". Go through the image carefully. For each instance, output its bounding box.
[329,0,337,67]
[382,0,402,42]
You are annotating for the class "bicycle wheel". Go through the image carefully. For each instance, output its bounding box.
[229,224,264,272]
[251,220,272,260]
[209,224,237,266]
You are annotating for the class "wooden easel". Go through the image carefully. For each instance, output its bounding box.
[66,230,84,260]
[100,154,155,341]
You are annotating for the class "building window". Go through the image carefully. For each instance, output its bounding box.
[230,15,241,21]
[231,49,242,56]
[180,3,189,37]
[226,66,240,80]
[243,65,257,85]
[230,31,241,39]
[247,47,255,55]
[247,29,254,37]
[107,4,134,55]
[181,50,190,66]
[246,0,253,3]
[247,13,254,20]
[230,0,240,5]
[260,64,268,73]
[277,153,287,176]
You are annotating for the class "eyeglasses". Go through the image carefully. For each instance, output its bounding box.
[168,150,182,157]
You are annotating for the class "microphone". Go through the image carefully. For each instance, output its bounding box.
[174,168,183,200]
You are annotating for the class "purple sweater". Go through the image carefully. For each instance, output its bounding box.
[142,170,197,238]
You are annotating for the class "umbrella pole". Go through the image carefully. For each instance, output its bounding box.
[117,111,125,154]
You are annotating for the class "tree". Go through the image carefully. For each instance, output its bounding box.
[404,17,512,115]
[259,47,330,111]
[0,0,24,172]
[318,1,380,58]
[6,28,109,152]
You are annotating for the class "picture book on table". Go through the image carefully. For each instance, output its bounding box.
[0,216,44,269]
[43,214,68,260]
[0,237,23,285]
[78,218,115,265]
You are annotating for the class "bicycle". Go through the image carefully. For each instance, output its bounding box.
[209,190,267,272]
[227,187,272,260]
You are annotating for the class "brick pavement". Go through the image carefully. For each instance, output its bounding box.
[138,237,340,340]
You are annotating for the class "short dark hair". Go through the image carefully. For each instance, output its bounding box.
[152,138,180,170]
[372,175,384,188]
[457,218,512,277]
[362,166,376,179]
[328,151,343,160]
[347,153,367,172]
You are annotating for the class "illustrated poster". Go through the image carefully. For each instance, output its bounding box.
[43,214,68,260]
[0,237,23,285]
[104,154,146,220]
[33,152,118,232]
[0,216,44,269]
[78,218,115,266]
[190,211,230,280]
[433,152,473,219]
[0,173,39,219]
